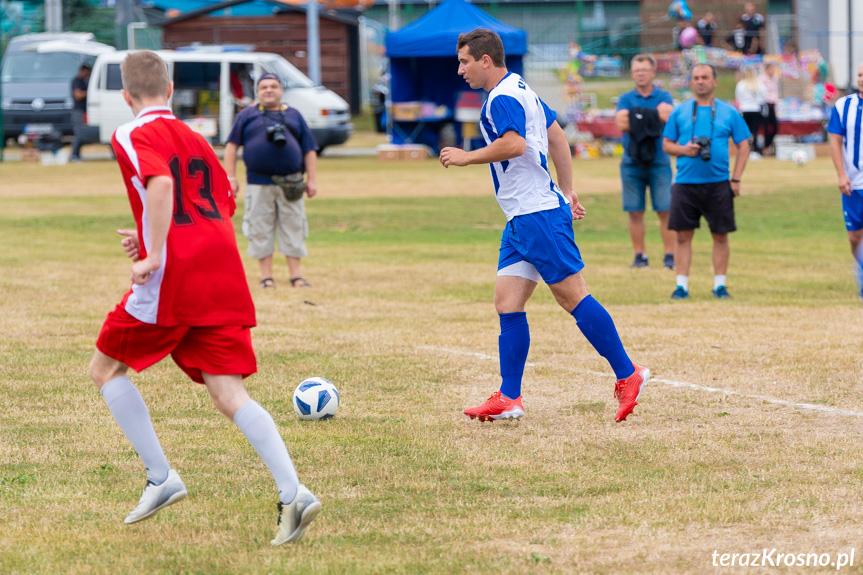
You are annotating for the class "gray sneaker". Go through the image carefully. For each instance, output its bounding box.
[124,469,187,524]
[271,484,322,545]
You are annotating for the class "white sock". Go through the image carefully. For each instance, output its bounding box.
[714,275,727,290]
[233,400,299,504]
[676,275,689,291]
[100,376,170,485]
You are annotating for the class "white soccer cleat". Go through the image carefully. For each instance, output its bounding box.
[271,484,322,545]
[124,469,188,524]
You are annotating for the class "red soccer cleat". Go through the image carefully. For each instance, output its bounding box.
[464,391,525,422]
[614,365,650,422]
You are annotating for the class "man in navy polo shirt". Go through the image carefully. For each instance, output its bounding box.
[224,72,319,289]
[663,63,750,300]
[827,60,863,300]
[615,53,675,270]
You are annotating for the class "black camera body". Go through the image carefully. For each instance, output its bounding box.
[266,124,288,147]
[693,136,711,161]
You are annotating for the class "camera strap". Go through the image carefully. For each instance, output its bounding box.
[257,104,302,143]
[690,98,716,143]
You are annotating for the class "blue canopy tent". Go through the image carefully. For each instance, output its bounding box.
[384,0,527,151]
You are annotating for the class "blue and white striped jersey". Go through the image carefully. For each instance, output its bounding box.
[828,93,863,190]
[479,72,566,221]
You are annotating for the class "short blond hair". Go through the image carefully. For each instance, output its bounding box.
[121,51,170,100]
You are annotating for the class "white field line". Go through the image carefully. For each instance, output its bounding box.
[420,345,863,419]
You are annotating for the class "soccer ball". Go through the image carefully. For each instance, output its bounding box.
[292,377,339,420]
[792,149,809,166]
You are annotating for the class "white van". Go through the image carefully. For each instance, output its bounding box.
[1,32,114,138]
[83,49,352,150]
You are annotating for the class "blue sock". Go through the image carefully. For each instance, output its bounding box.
[499,312,530,400]
[571,295,634,380]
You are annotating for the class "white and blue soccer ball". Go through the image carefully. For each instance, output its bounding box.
[792,149,810,166]
[292,377,339,420]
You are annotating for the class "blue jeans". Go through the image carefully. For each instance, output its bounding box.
[620,162,672,212]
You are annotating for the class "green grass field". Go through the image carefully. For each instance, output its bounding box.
[2,149,863,574]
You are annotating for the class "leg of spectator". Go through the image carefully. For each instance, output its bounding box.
[675,229,695,276]
[711,232,730,275]
[628,211,646,255]
[657,211,675,255]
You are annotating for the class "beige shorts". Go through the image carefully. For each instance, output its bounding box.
[242,183,309,259]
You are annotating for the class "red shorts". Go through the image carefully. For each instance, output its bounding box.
[96,303,257,384]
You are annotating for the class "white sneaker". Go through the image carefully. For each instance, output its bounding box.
[748,151,762,161]
[271,484,322,545]
[124,469,187,524]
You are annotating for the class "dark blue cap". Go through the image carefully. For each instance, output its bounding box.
[257,72,281,85]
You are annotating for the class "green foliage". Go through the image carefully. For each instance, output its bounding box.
[530,552,551,564]
[65,0,116,46]
[1,472,36,485]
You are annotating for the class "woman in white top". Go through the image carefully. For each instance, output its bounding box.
[758,62,781,155]
[735,66,768,158]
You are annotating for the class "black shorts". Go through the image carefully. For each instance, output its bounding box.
[668,181,736,234]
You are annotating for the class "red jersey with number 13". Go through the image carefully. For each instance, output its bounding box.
[111,106,256,327]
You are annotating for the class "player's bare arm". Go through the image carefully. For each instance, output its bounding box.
[117,229,140,261]
[730,139,749,197]
[440,130,526,168]
[548,121,573,192]
[830,132,853,195]
[547,121,585,220]
[130,175,173,285]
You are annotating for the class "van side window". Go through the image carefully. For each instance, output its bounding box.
[106,64,123,91]
[174,62,220,89]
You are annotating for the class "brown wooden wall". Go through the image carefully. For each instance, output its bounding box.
[162,14,356,110]
[639,0,772,51]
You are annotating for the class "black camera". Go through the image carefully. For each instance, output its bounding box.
[693,136,711,161]
[266,124,288,147]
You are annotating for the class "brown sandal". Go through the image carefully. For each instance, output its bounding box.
[290,277,311,288]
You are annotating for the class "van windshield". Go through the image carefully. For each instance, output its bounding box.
[264,58,315,89]
[1,52,81,83]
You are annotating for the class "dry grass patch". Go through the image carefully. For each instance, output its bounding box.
[1,154,862,574]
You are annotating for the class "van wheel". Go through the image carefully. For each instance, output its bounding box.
[317,146,326,156]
